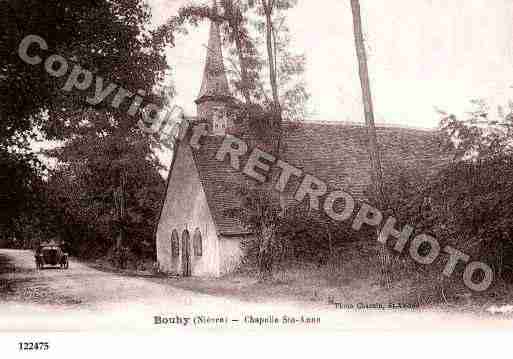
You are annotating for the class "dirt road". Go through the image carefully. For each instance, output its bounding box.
[1,249,512,332]
[0,249,335,331]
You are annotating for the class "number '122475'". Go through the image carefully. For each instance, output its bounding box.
[18,342,49,351]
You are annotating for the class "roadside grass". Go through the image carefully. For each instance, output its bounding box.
[166,240,444,308]
[88,257,156,277]
[86,241,453,308]
[84,241,513,315]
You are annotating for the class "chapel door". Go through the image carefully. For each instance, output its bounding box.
[181,230,191,277]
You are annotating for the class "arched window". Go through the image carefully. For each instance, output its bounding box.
[171,229,179,258]
[193,228,203,257]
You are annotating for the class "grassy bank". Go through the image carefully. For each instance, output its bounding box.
[82,241,513,316]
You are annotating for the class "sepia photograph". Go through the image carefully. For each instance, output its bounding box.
[2,0,513,355]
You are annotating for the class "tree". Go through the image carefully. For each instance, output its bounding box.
[373,100,513,288]
[220,0,253,104]
[156,0,264,104]
[242,1,309,122]
[2,1,170,259]
[2,0,167,148]
[224,186,281,279]
[439,100,513,160]
[43,123,166,259]
[434,100,513,282]
[259,0,281,117]
[155,0,308,124]
[0,149,44,242]
[236,0,305,152]
[350,0,390,287]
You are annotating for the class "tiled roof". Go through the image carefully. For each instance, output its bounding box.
[188,121,449,235]
[191,135,256,235]
[279,122,448,199]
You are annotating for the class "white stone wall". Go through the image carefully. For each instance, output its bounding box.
[156,142,221,277]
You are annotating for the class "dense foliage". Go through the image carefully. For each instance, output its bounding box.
[43,126,165,259]
[2,0,167,147]
[374,101,513,285]
[155,0,309,122]
[226,186,370,278]
[1,0,170,260]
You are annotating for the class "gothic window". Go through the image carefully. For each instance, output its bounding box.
[193,228,203,257]
[171,229,179,257]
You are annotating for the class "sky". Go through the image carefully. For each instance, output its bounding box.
[148,0,513,129]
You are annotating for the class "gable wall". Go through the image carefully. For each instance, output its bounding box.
[156,141,220,277]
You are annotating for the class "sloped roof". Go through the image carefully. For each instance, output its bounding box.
[196,16,232,102]
[279,122,448,198]
[185,121,449,236]
[191,135,255,235]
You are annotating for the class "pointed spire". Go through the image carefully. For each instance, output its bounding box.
[196,0,231,102]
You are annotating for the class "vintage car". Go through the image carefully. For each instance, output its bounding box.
[35,242,69,269]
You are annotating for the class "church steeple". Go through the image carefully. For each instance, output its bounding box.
[195,0,238,135]
[196,0,231,103]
